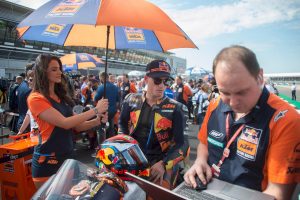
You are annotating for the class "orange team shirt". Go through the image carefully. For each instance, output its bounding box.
[27,92,60,142]
[81,86,89,98]
[130,82,137,93]
[183,85,193,103]
[198,93,300,189]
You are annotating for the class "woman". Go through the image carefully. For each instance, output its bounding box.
[28,54,108,189]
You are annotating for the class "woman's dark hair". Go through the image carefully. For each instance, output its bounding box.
[33,54,74,106]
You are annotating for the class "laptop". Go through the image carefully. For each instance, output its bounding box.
[125,172,275,200]
[125,172,186,200]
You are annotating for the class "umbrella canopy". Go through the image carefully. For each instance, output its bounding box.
[18,0,190,37]
[18,25,196,52]
[17,0,198,96]
[17,0,197,52]
[60,53,104,72]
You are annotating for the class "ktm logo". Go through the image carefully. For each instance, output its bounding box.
[162,104,175,109]
[239,143,254,152]
[47,159,58,165]
[287,167,300,174]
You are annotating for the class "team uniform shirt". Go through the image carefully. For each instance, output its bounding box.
[28,92,74,181]
[28,92,56,142]
[198,87,300,191]
[173,83,192,105]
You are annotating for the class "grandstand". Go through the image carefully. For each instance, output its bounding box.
[0,0,187,79]
[264,73,300,84]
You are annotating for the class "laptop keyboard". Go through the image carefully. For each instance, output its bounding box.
[176,184,224,200]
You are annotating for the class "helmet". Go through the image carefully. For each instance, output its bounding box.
[95,134,150,180]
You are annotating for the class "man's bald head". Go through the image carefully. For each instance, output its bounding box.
[212,45,261,79]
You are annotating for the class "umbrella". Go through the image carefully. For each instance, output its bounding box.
[17,0,198,96]
[60,53,104,72]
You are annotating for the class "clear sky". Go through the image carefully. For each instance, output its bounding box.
[10,0,300,73]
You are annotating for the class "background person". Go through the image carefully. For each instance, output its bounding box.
[94,72,119,141]
[291,82,296,100]
[17,76,38,137]
[16,63,34,132]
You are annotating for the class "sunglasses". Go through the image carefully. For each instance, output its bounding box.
[153,78,171,86]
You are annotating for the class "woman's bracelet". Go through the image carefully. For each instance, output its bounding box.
[93,107,99,116]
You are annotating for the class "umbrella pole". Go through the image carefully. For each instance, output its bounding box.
[97,25,111,142]
[103,25,110,98]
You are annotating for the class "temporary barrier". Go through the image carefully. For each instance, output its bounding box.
[0,134,38,200]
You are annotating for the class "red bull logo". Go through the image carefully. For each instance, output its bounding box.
[154,113,172,133]
[97,148,115,165]
[245,128,258,137]
[130,112,137,124]
[130,111,140,129]
[156,118,172,130]
[241,127,260,144]
[149,61,170,73]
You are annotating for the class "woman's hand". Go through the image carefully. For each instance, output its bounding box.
[99,112,108,124]
[95,98,109,114]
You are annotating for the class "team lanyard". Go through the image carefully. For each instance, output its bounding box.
[211,113,245,177]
